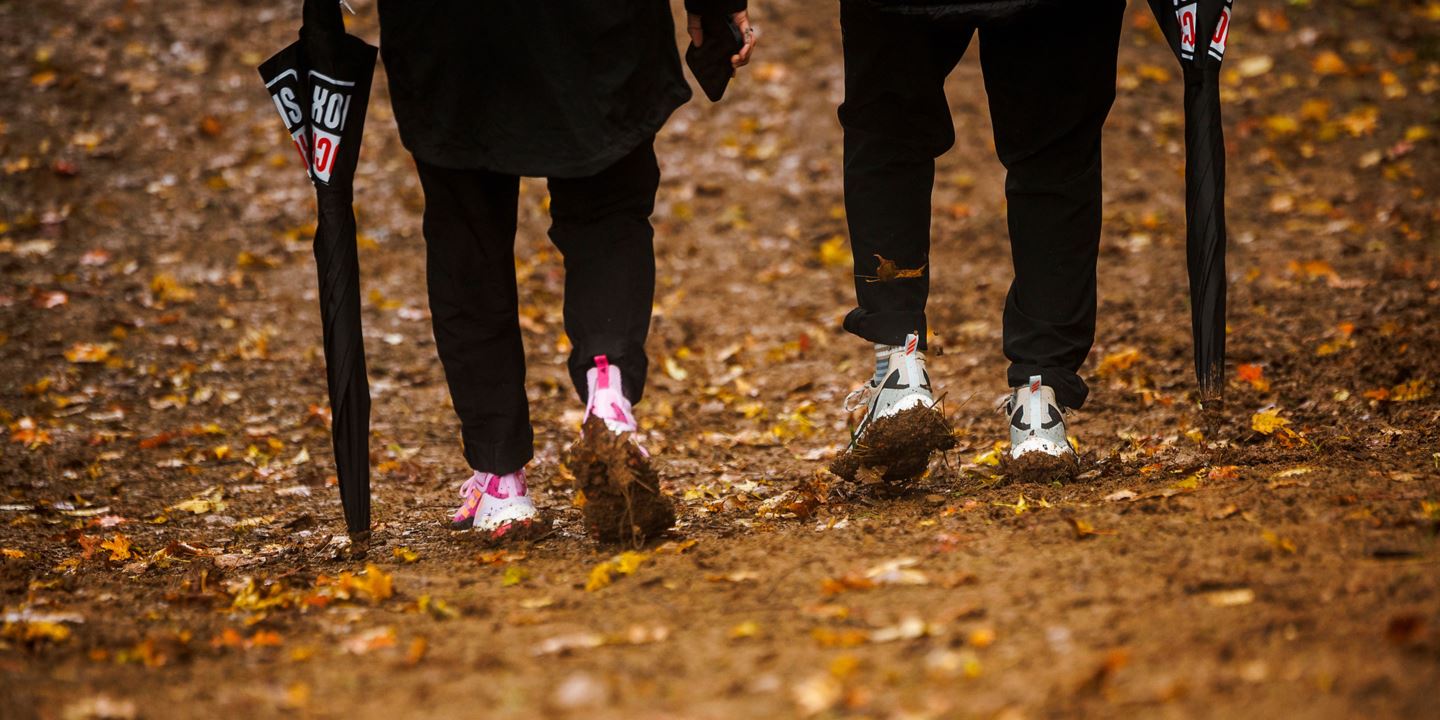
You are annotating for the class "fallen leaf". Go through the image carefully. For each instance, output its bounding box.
[864,558,929,586]
[728,621,761,640]
[1204,588,1255,607]
[343,626,397,655]
[100,534,132,562]
[405,636,428,665]
[1311,50,1349,76]
[585,551,648,592]
[1065,516,1116,540]
[64,342,114,363]
[1251,408,1290,435]
[502,566,531,587]
[1261,529,1298,554]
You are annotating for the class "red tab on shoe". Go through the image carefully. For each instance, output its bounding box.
[594,355,610,390]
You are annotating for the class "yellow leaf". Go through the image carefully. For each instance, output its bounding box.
[663,356,688,381]
[149,273,196,303]
[1251,408,1290,435]
[585,551,648,592]
[501,566,530,587]
[1311,50,1349,76]
[967,628,996,648]
[1263,115,1300,138]
[1261,529,1297,554]
[2,620,71,643]
[728,621,761,640]
[393,547,419,564]
[818,235,851,268]
[1,548,24,559]
[64,342,114,364]
[101,534,132,561]
[1096,348,1142,377]
[1236,55,1274,78]
[652,539,699,555]
[1205,588,1255,607]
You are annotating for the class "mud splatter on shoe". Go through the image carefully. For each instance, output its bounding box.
[564,355,674,545]
[831,333,955,482]
[997,375,1080,484]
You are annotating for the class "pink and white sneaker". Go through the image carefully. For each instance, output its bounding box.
[449,468,540,536]
[584,355,640,435]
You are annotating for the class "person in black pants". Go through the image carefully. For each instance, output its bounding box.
[836,0,1123,482]
[378,0,755,540]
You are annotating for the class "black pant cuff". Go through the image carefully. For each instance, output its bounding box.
[1007,365,1089,409]
[842,308,928,349]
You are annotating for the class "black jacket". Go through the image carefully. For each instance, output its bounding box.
[866,0,1059,23]
[378,0,744,178]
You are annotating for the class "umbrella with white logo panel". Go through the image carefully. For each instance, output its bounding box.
[1148,0,1234,403]
[258,0,376,544]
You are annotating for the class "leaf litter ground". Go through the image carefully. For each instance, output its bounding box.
[1,1,1439,718]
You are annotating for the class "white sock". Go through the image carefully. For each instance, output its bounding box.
[871,343,902,385]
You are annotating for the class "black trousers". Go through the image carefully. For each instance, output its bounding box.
[838,0,1124,409]
[416,140,659,475]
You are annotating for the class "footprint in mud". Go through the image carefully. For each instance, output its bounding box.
[563,417,676,546]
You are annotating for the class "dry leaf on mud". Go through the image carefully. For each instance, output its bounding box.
[1261,529,1298,554]
[317,564,395,603]
[864,558,930,586]
[1,620,72,644]
[169,486,225,515]
[585,551,648,592]
[652,539,699,555]
[100,534,133,561]
[708,570,760,583]
[476,549,525,565]
[1065,516,1116,540]
[532,624,669,656]
[729,621,761,640]
[502,566,531,587]
[1251,407,1290,435]
[343,627,397,655]
[64,342,114,364]
[1204,588,1255,607]
[792,672,843,717]
[405,636,428,666]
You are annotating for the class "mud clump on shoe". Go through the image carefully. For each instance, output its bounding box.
[999,450,1080,485]
[830,405,956,483]
[475,513,554,548]
[564,417,675,545]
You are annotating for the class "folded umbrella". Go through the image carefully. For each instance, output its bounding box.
[1147,0,1233,403]
[258,0,377,539]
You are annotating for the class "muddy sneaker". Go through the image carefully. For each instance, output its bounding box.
[450,469,541,540]
[564,355,675,545]
[830,333,955,483]
[999,375,1080,483]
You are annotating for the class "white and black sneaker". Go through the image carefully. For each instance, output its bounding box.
[999,375,1079,483]
[831,333,955,482]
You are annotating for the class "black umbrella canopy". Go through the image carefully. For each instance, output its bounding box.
[258,1,377,539]
[1147,0,1233,404]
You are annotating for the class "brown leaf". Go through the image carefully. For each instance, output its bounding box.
[861,255,926,283]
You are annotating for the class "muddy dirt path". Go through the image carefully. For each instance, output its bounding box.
[2,1,1438,718]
